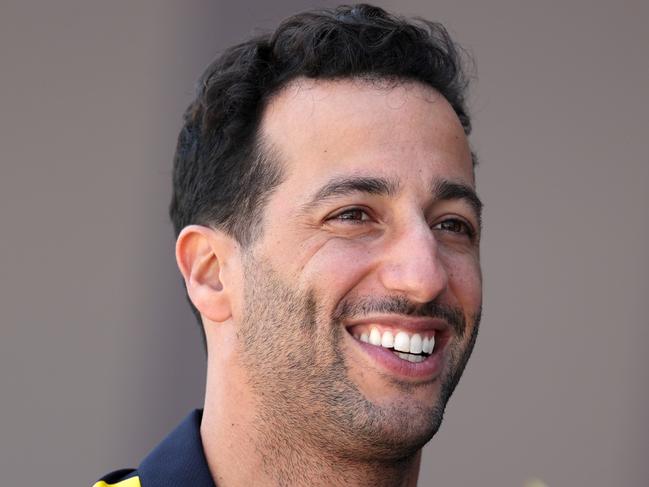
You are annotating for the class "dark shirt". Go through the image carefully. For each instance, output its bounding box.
[94,410,215,487]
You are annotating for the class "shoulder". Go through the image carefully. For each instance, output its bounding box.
[93,468,141,487]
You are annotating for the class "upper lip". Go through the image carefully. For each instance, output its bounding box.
[344,315,451,334]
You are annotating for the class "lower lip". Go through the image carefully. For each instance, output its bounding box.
[350,335,445,380]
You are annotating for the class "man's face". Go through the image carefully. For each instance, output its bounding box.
[232,79,482,460]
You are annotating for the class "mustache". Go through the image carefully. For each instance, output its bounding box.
[333,295,467,338]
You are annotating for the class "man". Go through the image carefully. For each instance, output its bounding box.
[95,4,482,486]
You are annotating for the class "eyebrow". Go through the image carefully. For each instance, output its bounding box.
[432,179,483,226]
[300,176,398,213]
[300,174,483,224]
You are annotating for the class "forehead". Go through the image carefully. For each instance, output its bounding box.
[260,78,474,199]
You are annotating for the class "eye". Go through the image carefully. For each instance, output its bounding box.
[433,218,474,237]
[328,208,372,223]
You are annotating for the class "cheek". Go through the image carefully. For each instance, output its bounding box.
[442,252,482,313]
[297,238,376,300]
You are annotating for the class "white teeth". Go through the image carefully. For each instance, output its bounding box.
[422,335,435,354]
[357,327,435,356]
[394,351,425,363]
[369,328,382,346]
[409,334,422,354]
[425,335,435,354]
[381,330,394,348]
[394,331,410,353]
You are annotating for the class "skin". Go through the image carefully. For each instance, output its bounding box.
[176,78,482,486]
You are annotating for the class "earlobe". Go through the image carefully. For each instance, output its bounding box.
[175,225,237,324]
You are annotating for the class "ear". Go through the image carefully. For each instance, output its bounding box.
[175,225,239,324]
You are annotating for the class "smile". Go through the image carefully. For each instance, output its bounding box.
[345,318,451,379]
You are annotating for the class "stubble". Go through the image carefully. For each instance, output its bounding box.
[236,254,480,485]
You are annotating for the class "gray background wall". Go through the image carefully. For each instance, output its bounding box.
[1,1,647,486]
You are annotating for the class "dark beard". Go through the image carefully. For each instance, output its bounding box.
[236,254,480,483]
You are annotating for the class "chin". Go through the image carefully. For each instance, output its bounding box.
[341,394,448,462]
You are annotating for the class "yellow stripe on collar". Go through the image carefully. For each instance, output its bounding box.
[93,476,141,487]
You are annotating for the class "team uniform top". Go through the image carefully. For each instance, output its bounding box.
[94,410,215,487]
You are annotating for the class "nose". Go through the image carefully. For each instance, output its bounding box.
[377,221,448,303]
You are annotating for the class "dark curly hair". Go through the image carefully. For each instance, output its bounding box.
[170,4,474,332]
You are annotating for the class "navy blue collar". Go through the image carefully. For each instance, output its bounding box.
[138,409,216,487]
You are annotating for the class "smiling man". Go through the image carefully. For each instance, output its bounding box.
[96,4,482,487]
